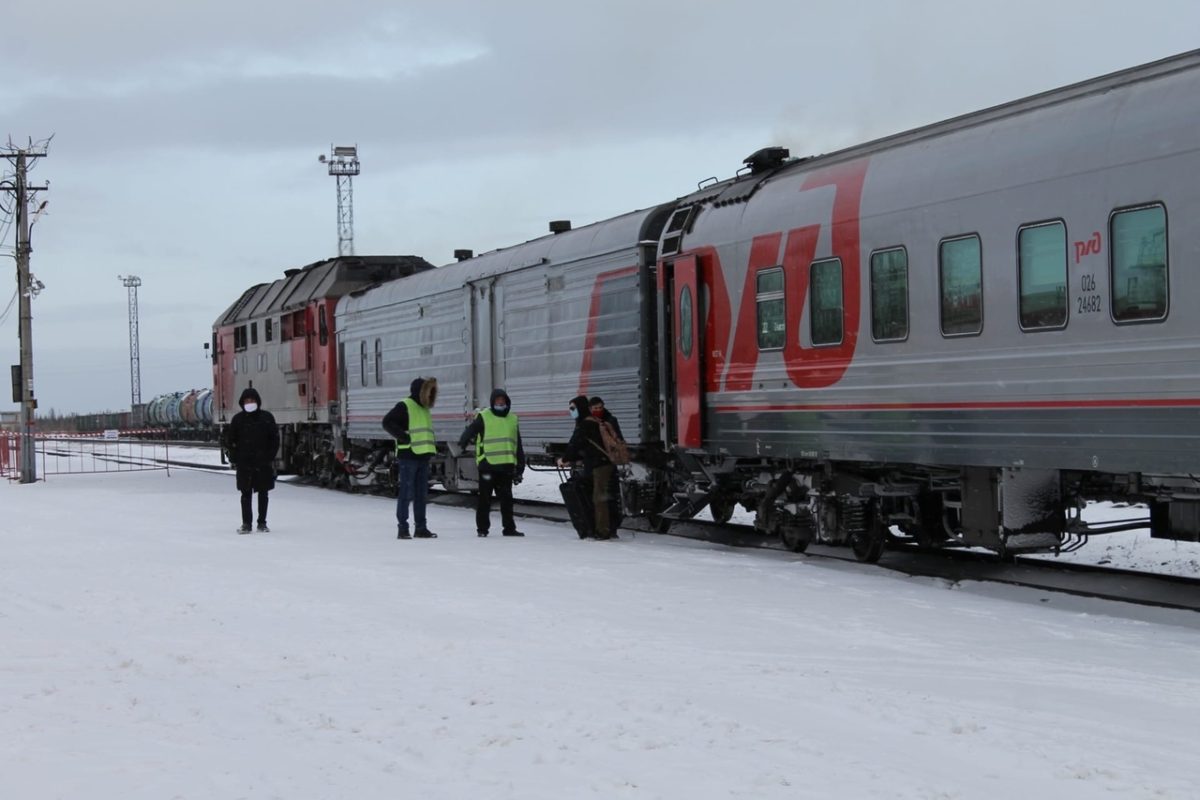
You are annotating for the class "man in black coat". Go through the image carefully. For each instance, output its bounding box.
[221,387,280,534]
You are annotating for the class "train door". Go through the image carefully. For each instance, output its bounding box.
[468,280,497,412]
[673,255,703,448]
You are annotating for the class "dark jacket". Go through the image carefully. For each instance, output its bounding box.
[563,394,622,472]
[458,389,526,475]
[382,377,439,461]
[222,389,280,492]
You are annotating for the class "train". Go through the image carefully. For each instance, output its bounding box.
[213,49,1200,560]
[39,389,216,439]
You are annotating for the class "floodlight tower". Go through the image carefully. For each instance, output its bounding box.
[118,275,142,408]
[318,145,360,256]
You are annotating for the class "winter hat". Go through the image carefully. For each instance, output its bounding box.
[238,387,262,408]
[490,388,512,417]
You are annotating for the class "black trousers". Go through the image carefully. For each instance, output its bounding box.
[240,490,269,526]
[476,468,516,534]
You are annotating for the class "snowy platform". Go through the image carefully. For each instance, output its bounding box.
[4,468,1200,798]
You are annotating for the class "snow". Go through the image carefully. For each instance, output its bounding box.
[4,454,1200,798]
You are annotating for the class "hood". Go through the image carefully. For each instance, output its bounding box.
[569,394,589,424]
[489,388,512,417]
[238,387,262,408]
[410,376,438,408]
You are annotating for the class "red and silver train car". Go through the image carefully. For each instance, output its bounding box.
[212,255,432,472]
[648,50,1200,557]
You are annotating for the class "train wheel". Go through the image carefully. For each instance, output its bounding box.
[850,503,886,563]
[780,515,813,553]
[709,494,735,524]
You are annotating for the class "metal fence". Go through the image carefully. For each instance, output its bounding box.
[2,431,172,480]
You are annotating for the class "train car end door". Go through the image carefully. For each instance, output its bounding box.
[673,255,702,448]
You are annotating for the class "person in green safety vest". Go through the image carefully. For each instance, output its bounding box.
[382,376,439,539]
[457,388,526,537]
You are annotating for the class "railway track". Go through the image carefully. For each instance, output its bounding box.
[119,444,1200,613]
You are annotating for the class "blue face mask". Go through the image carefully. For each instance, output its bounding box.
[569,406,579,419]
[492,403,508,413]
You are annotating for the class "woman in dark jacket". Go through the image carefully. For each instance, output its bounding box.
[558,394,617,539]
[221,387,280,533]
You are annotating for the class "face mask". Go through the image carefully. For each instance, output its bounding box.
[492,403,508,413]
[243,402,258,413]
[591,407,604,418]
[569,406,579,419]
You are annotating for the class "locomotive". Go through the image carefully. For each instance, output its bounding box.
[214,49,1200,559]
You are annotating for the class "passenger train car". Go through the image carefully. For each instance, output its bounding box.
[216,50,1200,559]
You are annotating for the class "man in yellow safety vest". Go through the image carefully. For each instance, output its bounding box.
[457,388,526,537]
[382,376,439,539]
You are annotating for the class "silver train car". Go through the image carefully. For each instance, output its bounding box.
[256,50,1200,559]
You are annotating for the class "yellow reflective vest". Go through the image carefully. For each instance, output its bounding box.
[395,397,436,456]
[476,409,519,466]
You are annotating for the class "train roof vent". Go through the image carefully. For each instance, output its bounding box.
[283,268,300,278]
[454,249,474,262]
[549,220,572,234]
[743,146,790,175]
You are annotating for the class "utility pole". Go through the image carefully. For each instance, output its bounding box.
[2,139,49,484]
[317,145,360,256]
[118,275,142,413]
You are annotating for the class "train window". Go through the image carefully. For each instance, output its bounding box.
[319,306,329,346]
[265,318,273,342]
[755,268,785,350]
[374,338,383,386]
[679,285,694,358]
[1110,205,1168,323]
[280,315,292,342]
[293,310,307,336]
[939,235,983,336]
[250,322,258,346]
[810,258,843,346]
[1018,221,1068,330]
[870,248,908,342]
[360,341,368,387]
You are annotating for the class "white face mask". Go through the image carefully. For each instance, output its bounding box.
[243,402,258,413]
[569,407,579,419]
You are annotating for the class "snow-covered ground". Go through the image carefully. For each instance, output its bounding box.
[3,460,1200,798]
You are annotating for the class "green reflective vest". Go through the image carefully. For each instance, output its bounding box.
[476,409,519,466]
[396,397,436,456]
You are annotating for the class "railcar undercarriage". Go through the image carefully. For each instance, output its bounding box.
[643,453,1197,562]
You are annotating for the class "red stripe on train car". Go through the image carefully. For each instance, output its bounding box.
[712,398,1200,413]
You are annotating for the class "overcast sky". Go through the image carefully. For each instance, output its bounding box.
[2,0,1198,415]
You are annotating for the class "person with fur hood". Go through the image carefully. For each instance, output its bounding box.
[457,388,526,537]
[221,387,280,534]
[382,377,440,539]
